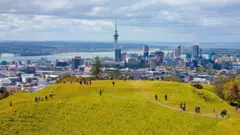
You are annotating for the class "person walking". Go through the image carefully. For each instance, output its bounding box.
[182,103,186,111]
[180,102,183,109]
[89,80,92,85]
[9,101,12,107]
[79,80,82,85]
[100,90,102,96]
[35,97,38,102]
[112,81,115,86]
[164,94,168,101]
[50,90,53,98]
[155,94,158,100]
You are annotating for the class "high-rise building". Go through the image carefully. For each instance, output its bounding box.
[149,58,157,69]
[143,45,149,58]
[114,21,121,62]
[192,44,200,60]
[72,56,84,70]
[199,48,203,59]
[155,51,164,64]
[115,49,121,62]
[174,45,181,58]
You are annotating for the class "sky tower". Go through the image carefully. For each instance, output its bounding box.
[114,21,119,49]
[114,21,121,62]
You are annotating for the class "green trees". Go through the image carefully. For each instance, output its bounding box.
[0,87,9,100]
[163,76,182,82]
[191,83,203,89]
[196,67,206,73]
[108,69,122,80]
[91,56,102,79]
[213,76,240,105]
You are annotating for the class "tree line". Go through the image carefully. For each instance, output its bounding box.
[213,75,240,106]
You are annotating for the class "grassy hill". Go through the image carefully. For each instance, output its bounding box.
[0,80,240,135]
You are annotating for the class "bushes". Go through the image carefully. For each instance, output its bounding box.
[56,74,87,84]
[192,89,216,102]
[0,87,9,100]
[163,76,182,82]
[192,83,203,89]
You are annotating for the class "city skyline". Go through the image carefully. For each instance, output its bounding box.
[0,0,240,42]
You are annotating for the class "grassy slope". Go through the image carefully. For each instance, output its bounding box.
[0,80,240,135]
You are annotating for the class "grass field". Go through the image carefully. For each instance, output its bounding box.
[0,80,240,135]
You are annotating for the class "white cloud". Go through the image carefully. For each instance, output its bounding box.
[0,0,239,41]
[132,28,149,32]
[33,0,73,11]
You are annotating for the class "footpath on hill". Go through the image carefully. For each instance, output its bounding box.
[107,95,222,118]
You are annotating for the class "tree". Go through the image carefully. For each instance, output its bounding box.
[0,87,9,100]
[230,83,240,101]
[163,76,182,82]
[91,56,102,79]
[196,67,206,74]
[109,69,122,80]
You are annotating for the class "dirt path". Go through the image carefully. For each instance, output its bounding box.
[124,81,223,118]
[107,95,222,119]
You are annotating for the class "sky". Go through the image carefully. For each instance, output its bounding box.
[0,0,240,42]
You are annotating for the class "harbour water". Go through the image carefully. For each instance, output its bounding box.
[0,50,145,61]
[0,50,209,61]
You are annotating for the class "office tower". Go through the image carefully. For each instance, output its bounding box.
[199,48,203,59]
[155,50,164,64]
[72,56,84,70]
[174,45,181,58]
[143,45,149,58]
[115,49,121,62]
[192,44,200,60]
[149,58,157,69]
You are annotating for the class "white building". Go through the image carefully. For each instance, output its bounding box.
[0,78,12,86]
[232,62,240,70]
[192,78,209,84]
[21,74,36,83]
[126,58,138,66]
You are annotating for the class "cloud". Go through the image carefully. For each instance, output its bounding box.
[0,0,239,41]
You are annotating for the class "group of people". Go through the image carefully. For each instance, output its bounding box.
[79,80,92,86]
[221,109,227,117]
[195,106,201,114]
[35,90,53,103]
[180,102,187,111]
[35,96,45,102]
[154,94,168,101]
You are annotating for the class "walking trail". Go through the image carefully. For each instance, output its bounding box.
[107,95,222,119]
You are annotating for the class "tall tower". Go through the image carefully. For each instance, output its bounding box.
[143,45,149,58]
[114,21,119,49]
[192,44,199,61]
[114,21,121,62]
[174,45,181,59]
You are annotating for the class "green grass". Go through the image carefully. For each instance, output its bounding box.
[0,80,240,135]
